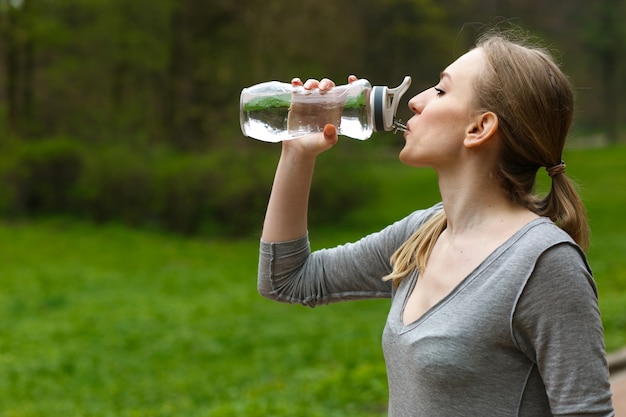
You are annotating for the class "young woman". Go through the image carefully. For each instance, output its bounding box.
[257,32,615,416]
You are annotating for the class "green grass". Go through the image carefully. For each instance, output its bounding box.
[0,143,624,416]
[565,145,626,351]
[0,220,390,416]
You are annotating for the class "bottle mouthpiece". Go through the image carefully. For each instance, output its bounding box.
[370,76,411,132]
[392,120,407,133]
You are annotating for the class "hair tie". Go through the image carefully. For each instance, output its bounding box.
[546,160,566,177]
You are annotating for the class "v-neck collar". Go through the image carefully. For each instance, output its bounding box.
[396,216,550,332]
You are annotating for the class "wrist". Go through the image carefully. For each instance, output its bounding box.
[281,140,320,163]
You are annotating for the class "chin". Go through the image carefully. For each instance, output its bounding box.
[398,150,416,167]
[398,149,430,168]
[398,146,415,164]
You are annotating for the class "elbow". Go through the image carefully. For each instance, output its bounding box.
[257,276,290,303]
[257,278,317,307]
[257,281,278,301]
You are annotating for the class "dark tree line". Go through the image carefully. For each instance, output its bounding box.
[1,0,624,149]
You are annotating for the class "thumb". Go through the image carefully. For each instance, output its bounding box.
[323,124,339,146]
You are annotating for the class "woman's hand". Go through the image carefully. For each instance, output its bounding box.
[282,75,359,158]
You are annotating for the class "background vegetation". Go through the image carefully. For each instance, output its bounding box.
[2,0,625,146]
[0,0,625,237]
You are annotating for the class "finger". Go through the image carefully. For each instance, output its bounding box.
[348,74,358,83]
[291,77,303,86]
[303,79,320,90]
[323,124,339,146]
[318,78,336,92]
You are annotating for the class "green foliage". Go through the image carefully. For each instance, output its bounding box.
[3,0,622,146]
[0,138,83,215]
[0,138,379,237]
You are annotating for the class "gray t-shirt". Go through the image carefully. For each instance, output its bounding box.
[258,204,614,416]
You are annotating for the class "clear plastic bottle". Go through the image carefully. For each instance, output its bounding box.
[240,76,411,142]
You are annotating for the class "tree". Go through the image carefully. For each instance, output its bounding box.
[580,0,626,142]
[0,0,622,147]
[0,0,33,136]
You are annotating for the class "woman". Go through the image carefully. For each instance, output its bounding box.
[257,32,615,416]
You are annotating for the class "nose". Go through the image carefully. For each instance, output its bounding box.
[408,89,428,114]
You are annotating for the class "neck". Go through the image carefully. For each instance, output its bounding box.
[436,167,534,237]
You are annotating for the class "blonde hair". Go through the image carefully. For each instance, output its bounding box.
[384,32,589,286]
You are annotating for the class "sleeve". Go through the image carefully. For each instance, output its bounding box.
[512,243,614,416]
[257,206,440,307]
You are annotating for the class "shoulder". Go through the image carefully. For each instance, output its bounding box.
[512,218,596,303]
[518,217,574,246]
[491,218,594,298]
[506,217,588,268]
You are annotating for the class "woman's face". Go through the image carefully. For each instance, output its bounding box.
[399,48,486,168]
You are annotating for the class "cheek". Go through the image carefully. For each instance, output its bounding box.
[422,105,456,126]
[418,105,469,144]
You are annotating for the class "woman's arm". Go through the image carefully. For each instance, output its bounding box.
[513,243,614,416]
[258,121,395,307]
[261,123,338,243]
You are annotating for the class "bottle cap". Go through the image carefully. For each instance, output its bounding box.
[371,76,412,132]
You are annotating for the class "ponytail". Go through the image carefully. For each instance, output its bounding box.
[532,168,589,251]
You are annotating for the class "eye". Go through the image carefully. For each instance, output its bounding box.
[434,87,445,96]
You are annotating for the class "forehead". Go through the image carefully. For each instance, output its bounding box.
[443,48,486,82]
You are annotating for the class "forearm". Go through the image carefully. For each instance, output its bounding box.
[261,145,316,243]
[261,123,338,242]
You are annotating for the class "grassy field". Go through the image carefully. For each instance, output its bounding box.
[0,143,624,416]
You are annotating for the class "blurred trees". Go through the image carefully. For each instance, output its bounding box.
[1,0,623,147]
[579,0,626,143]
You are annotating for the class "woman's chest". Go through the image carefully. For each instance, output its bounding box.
[383,273,531,386]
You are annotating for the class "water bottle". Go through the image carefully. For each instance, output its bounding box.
[240,76,411,142]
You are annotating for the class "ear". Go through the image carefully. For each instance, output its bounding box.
[463,112,498,148]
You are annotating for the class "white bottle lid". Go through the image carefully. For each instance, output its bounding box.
[371,76,411,132]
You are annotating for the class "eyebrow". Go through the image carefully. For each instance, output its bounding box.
[440,71,451,81]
